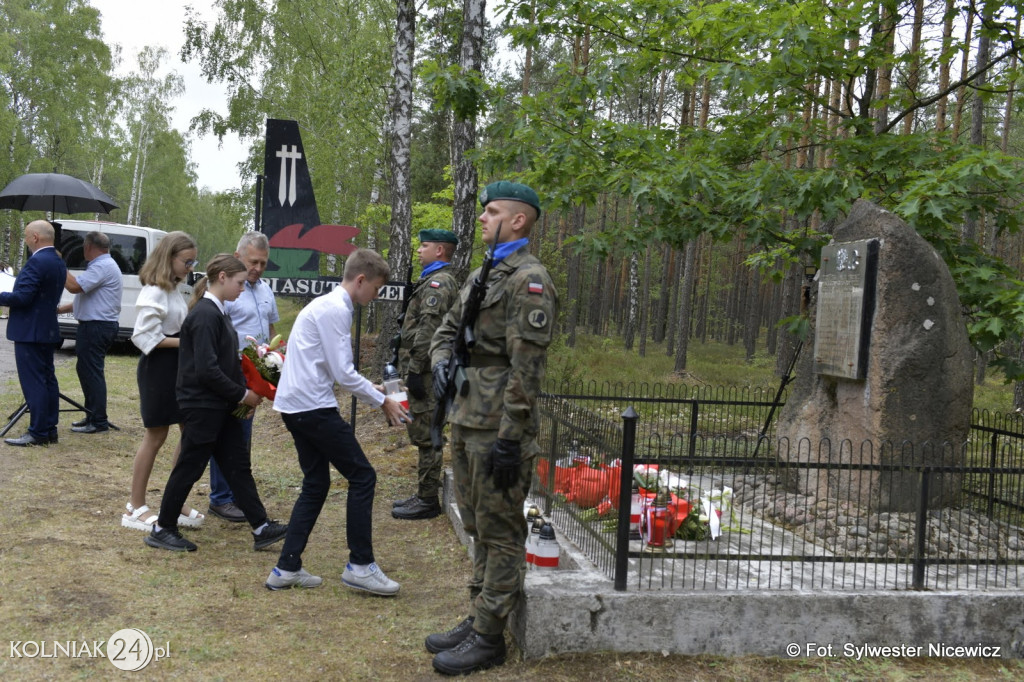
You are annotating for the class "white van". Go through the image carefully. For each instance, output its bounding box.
[55,220,190,343]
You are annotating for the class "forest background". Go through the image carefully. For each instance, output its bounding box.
[5,0,1024,409]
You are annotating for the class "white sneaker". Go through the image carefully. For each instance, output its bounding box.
[341,562,400,596]
[265,567,323,591]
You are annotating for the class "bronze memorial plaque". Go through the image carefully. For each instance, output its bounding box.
[813,238,879,380]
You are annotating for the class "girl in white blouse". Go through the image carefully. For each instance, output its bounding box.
[122,232,205,531]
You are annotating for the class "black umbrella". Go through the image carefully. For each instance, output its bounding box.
[0,172,119,214]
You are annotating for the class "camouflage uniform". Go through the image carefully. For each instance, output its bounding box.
[397,266,459,498]
[430,243,558,636]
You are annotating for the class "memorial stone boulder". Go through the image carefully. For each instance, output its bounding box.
[776,200,973,512]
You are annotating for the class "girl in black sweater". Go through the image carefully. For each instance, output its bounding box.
[145,254,287,553]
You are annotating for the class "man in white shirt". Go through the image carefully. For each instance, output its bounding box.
[265,248,409,593]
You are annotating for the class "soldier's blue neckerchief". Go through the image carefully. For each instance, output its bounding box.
[419,261,450,279]
[488,238,529,264]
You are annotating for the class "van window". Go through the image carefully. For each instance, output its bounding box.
[59,230,149,276]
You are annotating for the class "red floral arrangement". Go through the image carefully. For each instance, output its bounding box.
[233,335,286,416]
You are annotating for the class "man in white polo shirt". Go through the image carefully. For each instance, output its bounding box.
[58,231,122,434]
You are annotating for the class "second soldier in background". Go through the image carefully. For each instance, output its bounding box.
[392,229,461,520]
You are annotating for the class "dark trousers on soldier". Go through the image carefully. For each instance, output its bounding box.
[450,424,534,636]
[406,388,442,498]
[276,408,377,572]
[156,407,269,531]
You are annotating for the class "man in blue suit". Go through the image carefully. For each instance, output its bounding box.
[0,220,68,446]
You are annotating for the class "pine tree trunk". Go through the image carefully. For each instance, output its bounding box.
[624,242,640,351]
[451,0,486,276]
[666,249,682,356]
[638,243,652,357]
[744,267,760,363]
[775,262,801,377]
[673,238,698,373]
[654,244,672,344]
[952,10,976,142]
[565,203,585,348]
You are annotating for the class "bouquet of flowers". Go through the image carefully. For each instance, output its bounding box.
[233,334,286,416]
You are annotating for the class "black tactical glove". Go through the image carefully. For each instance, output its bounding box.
[407,372,427,400]
[487,438,522,491]
[432,359,450,399]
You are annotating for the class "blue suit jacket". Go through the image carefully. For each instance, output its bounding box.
[0,246,68,344]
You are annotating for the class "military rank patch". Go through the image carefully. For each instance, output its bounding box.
[528,309,548,329]
[528,282,544,295]
[429,280,441,288]
[426,295,439,307]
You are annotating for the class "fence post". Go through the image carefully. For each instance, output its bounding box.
[688,400,698,460]
[987,432,998,518]
[912,469,930,590]
[543,418,559,517]
[614,406,638,591]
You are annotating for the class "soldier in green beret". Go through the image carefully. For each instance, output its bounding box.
[392,229,461,520]
[426,182,559,675]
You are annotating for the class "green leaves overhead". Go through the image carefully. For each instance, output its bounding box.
[484,0,1024,369]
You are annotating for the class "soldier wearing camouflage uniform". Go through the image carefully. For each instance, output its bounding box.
[426,182,558,676]
[392,229,460,520]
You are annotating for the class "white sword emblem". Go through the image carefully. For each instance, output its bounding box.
[276,145,303,206]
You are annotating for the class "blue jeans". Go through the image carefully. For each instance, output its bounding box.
[209,415,252,505]
[276,408,377,571]
[75,320,118,427]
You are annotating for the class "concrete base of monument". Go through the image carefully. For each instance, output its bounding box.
[441,471,1024,660]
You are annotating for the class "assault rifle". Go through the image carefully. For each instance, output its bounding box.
[431,223,501,448]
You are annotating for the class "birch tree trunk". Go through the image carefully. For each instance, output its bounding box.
[376,0,416,374]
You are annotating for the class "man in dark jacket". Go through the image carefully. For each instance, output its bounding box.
[1,220,68,446]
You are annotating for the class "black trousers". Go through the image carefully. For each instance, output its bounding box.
[276,408,377,571]
[156,407,269,532]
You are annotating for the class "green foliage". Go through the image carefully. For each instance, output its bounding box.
[485,0,1024,374]
[421,61,489,121]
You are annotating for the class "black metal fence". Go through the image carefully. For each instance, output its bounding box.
[533,383,1024,592]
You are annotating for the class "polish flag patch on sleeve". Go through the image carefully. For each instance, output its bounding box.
[429,280,441,288]
[528,282,544,295]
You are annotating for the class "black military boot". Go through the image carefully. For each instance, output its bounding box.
[391,494,418,509]
[425,616,475,653]
[432,630,506,675]
[391,496,442,520]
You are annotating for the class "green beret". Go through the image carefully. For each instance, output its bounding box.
[418,229,458,244]
[479,181,541,217]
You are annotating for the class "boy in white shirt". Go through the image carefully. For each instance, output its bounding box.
[266,248,409,592]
